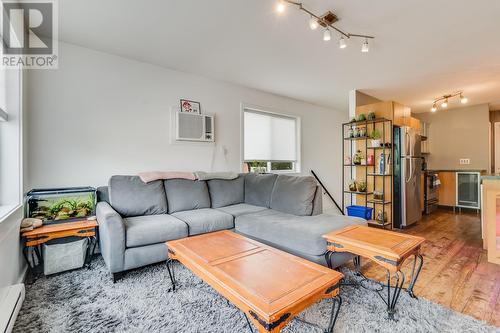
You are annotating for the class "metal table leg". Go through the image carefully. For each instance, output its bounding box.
[324,251,334,269]
[166,258,176,292]
[407,254,423,298]
[325,295,342,333]
[244,314,254,333]
[377,269,405,320]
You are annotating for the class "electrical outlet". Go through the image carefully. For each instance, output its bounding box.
[459,158,470,165]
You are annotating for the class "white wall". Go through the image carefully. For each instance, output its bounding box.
[415,104,490,170]
[27,43,347,210]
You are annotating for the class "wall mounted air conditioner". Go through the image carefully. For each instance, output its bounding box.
[175,111,215,142]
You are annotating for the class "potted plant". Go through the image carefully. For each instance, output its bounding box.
[357,113,366,122]
[353,150,363,165]
[370,129,382,147]
[367,112,376,120]
[357,180,367,192]
[348,180,357,192]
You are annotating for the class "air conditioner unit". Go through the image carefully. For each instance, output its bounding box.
[175,112,214,142]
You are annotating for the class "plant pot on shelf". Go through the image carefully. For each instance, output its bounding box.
[348,180,357,192]
[353,150,363,165]
[371,139,381,148]
[357,181,367,192]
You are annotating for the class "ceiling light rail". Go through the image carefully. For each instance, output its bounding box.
[276,0,375,51]
[430,91,468,112]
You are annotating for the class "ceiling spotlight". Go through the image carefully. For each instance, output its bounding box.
[361,39,369,53]
[339,36,347,49]
[431,104,437,112]
[276,0,285,13]
[460,94,468,104]
[441,99,448,108]
[309,16,318,30]
[323,28,332,41]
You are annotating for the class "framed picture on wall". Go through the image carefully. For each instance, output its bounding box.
[180,99,201,114]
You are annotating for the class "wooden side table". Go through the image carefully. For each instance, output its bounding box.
[323,225,425,320]
[21,220,99,281]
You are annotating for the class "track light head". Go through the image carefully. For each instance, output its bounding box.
[441,99,448,108]
[431,104,437,112]
[460,94,468,104]
[309,16,318,30]
[339,36,347,49]
[361,39,369,53]
[323,28,331,41]
[276,0,285,13]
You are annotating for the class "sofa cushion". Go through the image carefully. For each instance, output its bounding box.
[172,208,234,236]
[270,175,317,216]
[234,210,366,256]
[207,176,244,208]
[244,173,278,207]
[109,175,168,217]
[164,179,211,213]
[123,214,188,248]
[216,203,268,217]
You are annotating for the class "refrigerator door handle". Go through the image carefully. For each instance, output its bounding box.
[405,158,413,183]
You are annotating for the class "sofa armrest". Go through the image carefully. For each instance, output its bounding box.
[97,201,126,273]
[311,185,323,216]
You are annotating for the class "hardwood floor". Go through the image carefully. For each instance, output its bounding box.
[354,209,500,327]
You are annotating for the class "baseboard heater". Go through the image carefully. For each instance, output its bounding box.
[0,284,25,333]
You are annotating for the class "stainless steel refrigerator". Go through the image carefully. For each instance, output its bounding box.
[394,126,422,228]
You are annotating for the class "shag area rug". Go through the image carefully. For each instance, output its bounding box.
[14,258,499,333]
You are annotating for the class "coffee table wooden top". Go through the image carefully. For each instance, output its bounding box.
[323,225,425,271]
[166,231,342,333]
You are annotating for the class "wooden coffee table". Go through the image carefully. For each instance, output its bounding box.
[323,225,425,320]
[165,231,343,333]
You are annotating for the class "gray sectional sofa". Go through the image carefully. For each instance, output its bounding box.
[96,173,366,281]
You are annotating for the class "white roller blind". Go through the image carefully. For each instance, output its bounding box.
[244,109,297,161]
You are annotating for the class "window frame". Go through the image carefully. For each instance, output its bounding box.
[240,103,301,174]
[0,66,24,223]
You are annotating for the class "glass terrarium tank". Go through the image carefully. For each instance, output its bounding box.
[26,187,96,224]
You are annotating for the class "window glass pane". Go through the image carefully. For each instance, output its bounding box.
[271,162,293,171]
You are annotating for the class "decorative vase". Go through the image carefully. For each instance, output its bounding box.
[367,155,375,166]
[354,127,360,137]
[359,127,367,137]
[344,156,352,165]
[348,127,354,138]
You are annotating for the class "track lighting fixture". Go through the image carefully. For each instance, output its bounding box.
[309,16,318,30]
[323,28,331,41]
[339,36,347,49]
[431,91,468,112]
[274,0,374,53]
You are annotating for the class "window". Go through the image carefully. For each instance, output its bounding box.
[242,107,300,173]
[0,66,23,221]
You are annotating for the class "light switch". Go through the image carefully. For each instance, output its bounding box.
[459,158,471,165]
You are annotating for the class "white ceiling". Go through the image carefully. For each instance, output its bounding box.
[58,0,500,113]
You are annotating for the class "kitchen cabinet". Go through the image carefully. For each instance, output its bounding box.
[438,171,456,207]
[355,101,411,127]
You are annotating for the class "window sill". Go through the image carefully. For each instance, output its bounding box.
[0,204,22,224]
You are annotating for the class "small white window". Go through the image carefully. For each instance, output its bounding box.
[242,106,300,173]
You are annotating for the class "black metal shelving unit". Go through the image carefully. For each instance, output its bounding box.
[342,118,393,229]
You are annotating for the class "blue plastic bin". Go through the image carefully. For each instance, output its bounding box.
[346,205,373,220]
